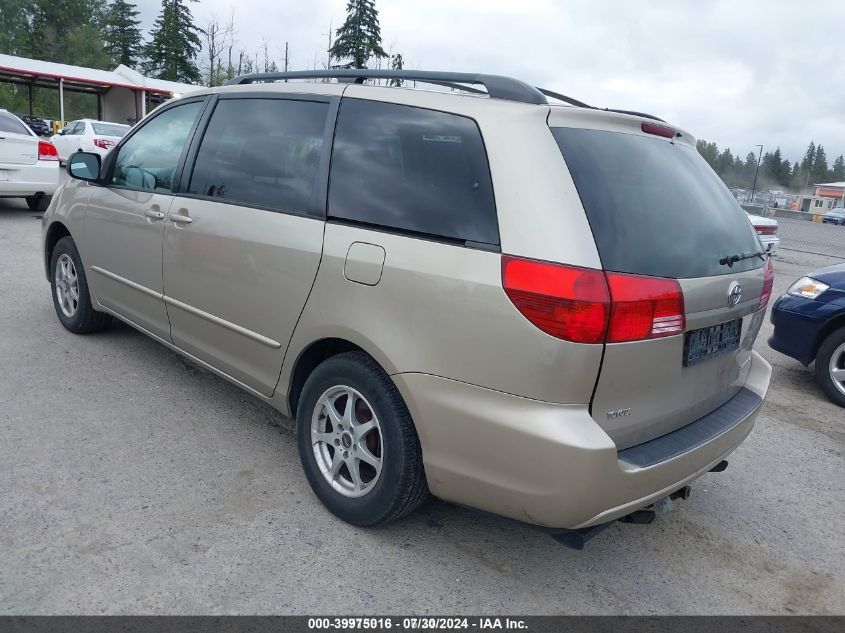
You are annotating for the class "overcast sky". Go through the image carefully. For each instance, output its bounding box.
[135,0,845,163]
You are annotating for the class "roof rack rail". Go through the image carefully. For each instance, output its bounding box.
[536,87,593,108]
[224,69,548,105]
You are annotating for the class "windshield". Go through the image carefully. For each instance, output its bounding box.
[92,122,130,137]
[553,127,764,278]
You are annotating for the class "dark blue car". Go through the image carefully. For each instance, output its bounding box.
[769,263,845,407]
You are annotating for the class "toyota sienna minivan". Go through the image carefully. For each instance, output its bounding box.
[42,70,773,544]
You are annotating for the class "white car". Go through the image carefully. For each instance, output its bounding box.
[0,109,60,211]
[49,119,130,162]
[748,213,780,255]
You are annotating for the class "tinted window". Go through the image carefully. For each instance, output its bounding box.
[0,112,31,135]
[112,101,202,192]
[188,98,328,214]
[329,99,498,245]
[553,127,763,278]
[92,122,130,137]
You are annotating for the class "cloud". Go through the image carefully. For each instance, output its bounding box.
[135,0,845,162]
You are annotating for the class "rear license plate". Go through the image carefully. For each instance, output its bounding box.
[683,318,742,366]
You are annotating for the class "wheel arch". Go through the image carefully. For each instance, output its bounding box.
[813,313,845,361]
[287,337,371,417]
[44,220,72,280]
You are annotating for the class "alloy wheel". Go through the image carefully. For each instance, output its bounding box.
[55,253,80,318]
[311,385,383,498]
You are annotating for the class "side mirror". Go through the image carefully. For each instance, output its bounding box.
[67,151,101,182]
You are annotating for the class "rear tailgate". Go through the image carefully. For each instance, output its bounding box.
[550,113,769,449]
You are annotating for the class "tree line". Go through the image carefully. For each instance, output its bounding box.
[697,139,845,194]
[0,0,400,117]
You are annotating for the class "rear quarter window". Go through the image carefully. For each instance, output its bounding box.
[0,112,31,136]
[328,99,498,245]
[553,127,763,279]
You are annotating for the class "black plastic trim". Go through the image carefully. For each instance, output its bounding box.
[617,388,762,468]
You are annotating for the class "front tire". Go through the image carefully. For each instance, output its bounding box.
[26,195,51,212]
[296,351,428,526]
[50,236,110,334]
[815,327,845,408]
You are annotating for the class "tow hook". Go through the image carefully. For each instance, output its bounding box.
[549,484,693,549]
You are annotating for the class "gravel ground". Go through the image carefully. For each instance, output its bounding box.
[0,198,843,615]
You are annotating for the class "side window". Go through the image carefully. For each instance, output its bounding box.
[112,101,203,193]
[328,99,498,245]
[67,122,83,135]
[188,98,328,214]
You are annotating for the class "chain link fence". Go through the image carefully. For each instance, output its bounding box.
[745,205,844,259]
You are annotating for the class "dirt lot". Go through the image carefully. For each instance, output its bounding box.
[1,198,843,615]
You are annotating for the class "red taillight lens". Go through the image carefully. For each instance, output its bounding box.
[605,272,685,343]
[37,140,59,161]
[759,258,774,308]
[754,225,777,236]
[502,256,687,344]
[93,138,115,150]
[501,256,609,344]
[641,121,675,138]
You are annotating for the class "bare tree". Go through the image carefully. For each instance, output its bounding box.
[204,15,233,86]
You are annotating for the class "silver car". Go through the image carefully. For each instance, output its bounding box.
[42,70,772,545]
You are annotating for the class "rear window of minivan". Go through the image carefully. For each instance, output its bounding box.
[553,127,764,279]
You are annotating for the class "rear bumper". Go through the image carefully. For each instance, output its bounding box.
[0,161,60,197]
[759,234,780,254]
[394,350,771,530]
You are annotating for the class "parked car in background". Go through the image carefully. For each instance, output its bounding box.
[41,70,773,546]
[822,208,845,225]
[769,264,845,408]
[0,109,60,211]
[748,214,780,254]
[49,119,130,162]
[20,115,52,137]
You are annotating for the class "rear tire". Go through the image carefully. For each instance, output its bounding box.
[50,236,111,334]
[296,351,429,526]
[815,327,845,408]
[26,195,51,212]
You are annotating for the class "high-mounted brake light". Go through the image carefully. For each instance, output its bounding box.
[501,256,609,344]
[605,272,685,343]
[501,255,686,344]
[93,138,115,150]
[759,258,774,308]
[37,140,59,161]
[641,122,675,138]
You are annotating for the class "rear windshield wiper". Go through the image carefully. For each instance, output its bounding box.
[719,250,768,267]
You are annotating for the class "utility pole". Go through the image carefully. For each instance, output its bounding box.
[750,144,763,204]
[284,42,289,81]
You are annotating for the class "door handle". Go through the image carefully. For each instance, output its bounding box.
[169,212,193,224]
[144,208,165,220]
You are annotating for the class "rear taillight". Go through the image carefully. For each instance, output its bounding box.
[93,138,115,150]
[37,140,59,161]
[641,122,675,138]
[501,256,609,344]
[501,255,686,344]
[754,225,777,236]
[605,272,685,342]
[759,258,774,308]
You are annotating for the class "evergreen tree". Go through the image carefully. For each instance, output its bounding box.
[831,155,845,182]
[389,53,403,86]
[812,145,829,184]
[801,141,816,173]
[330,0,387,69]
[103,0,143,68]
[144,0,203,83]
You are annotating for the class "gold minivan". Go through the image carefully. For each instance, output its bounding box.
[42,71,772,546]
